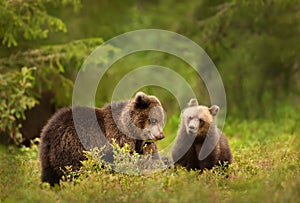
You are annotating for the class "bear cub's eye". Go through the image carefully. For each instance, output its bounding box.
[199,119,204,126]
[188,116,193,120]
[149,118,158,125]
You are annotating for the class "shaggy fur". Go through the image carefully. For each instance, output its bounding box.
[172,99,232,170]
[39,92,165,186]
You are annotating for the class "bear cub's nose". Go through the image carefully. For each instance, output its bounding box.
[189,125,195,130]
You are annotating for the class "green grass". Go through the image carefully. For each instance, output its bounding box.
[1,113,300,203]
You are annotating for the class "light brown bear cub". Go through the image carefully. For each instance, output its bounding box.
[172,99,232,170]
[39,92,165,186]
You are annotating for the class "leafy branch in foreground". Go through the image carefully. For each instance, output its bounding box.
[0,38,117,107]
[0,0,81,47]
[0,67,37,144]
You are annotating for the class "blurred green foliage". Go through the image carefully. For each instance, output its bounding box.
[45,0,299,119]
[0,0,299,143]
[0,0,80,48]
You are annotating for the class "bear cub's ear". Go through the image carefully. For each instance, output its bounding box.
[209,105,219,116]
[134,91,151,109]
[188,98,198,107]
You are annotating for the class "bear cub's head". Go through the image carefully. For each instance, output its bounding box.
[126,92,165,141]
[182,98,219,138]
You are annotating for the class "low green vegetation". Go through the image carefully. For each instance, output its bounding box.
[1,111,299,203]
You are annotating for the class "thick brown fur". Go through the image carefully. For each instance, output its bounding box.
[172,99,232,171]
[39,92,165,186]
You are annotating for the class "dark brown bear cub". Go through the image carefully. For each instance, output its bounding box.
[172,99,232,170]
[39,92,165,186]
